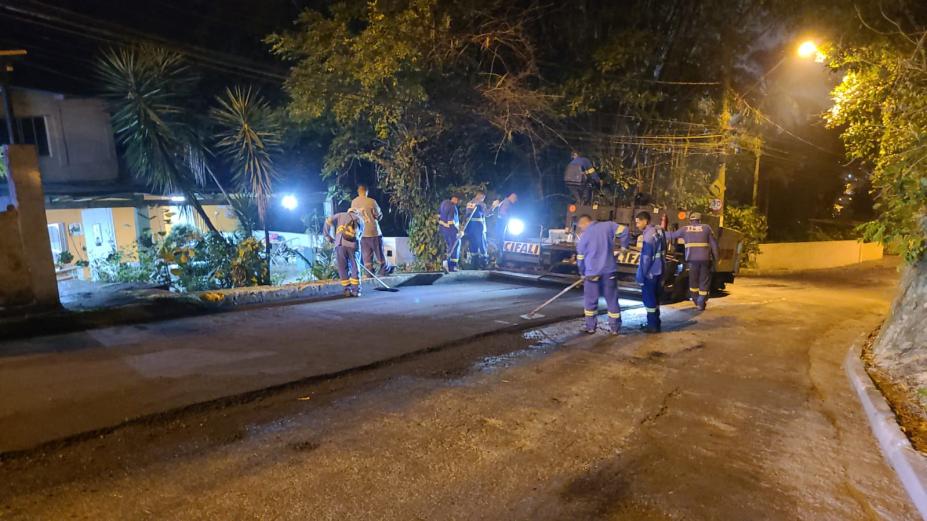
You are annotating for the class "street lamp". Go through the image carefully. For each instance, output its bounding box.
[797,40,825,62]
[281,194,298,211]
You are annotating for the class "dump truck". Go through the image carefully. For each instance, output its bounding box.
[496,201,744,302]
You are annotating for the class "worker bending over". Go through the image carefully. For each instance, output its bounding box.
[438,194,461,272]
[666,212,719,310]
[576,214,631,335]
[324,208,364,297]
[635,211,665,333]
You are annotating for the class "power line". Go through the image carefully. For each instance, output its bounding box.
[1,3,286,82]
[21,0,284,77]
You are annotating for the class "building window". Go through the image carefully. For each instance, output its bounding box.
[0,116,51,156]
[47,223,65,256]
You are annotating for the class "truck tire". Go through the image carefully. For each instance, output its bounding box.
[665,271,689,303]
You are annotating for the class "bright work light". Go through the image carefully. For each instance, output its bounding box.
[281,194,299,211]
[507,218,526,236]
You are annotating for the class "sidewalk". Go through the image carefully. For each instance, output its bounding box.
[0,278,610,455]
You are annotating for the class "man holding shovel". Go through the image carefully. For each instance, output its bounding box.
[576,214,631,335]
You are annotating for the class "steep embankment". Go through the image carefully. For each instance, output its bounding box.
[866,259,927,450]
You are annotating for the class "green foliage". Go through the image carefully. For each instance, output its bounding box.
[91,237,169,285]
[56,251,74,266]
[159,227,270,292]
[302,211,339,281]
[825,35,927,263]
[724,205,767,268]
[211,86,283,222]
[268,0,550,261]
[95,45,221,234]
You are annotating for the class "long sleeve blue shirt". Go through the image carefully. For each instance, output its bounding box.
[637,225,666,283]
[576,221,631,276]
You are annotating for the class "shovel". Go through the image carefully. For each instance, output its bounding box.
[360,263,400,292]
[520,278,584,320]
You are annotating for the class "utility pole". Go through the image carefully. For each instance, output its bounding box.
[752,137,762,207]
[0,50,27,145]
[710,84,730,227]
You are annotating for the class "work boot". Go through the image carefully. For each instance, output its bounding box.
[640,324,661,334]
[610,322,622,335]
[580,327,596,335]
[384,265,396,275]
[353,288,362,298]
[442,260,449,273]
[343,288,353,298]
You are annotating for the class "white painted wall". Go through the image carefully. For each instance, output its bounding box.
[2,88,118,183]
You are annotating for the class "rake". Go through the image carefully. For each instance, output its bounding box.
[520,278,584,320]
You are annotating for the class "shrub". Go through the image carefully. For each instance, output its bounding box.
[724,205,767,268]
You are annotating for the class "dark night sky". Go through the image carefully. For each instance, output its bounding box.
[0,0,304,95]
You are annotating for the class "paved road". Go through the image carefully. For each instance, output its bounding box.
[0,280,640,453]
[0,261,918,520]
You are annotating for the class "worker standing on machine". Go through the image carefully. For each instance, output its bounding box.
[564,151,600,205]
[635,211,665,333]
[323,208,364,297]
[666,211,719,310]
[438,194,461,272]
[576,214,631,335]
[464,190,489,269]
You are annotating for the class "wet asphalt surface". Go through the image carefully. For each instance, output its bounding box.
[0,261,919,520]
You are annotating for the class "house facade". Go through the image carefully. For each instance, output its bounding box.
[0,87,240,280]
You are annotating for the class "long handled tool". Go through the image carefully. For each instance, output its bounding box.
[520,278,584,320]
[360,263,400,292]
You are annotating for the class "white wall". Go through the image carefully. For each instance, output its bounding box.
[754,240,884,271]
[2,88,118,183]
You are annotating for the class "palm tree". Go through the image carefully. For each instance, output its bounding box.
[210,86,283,281]
[96,45,222,234]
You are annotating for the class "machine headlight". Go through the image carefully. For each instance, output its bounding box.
[507,218,526,236]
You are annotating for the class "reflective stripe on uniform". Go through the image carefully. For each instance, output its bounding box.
[583,309,596,317]
[340,280,350,286]
[689,288,699,293]
[576,254,585,260]
[684,242,709,248]
[469,218,485,223]
[607,312,621,319]
[645,307,658,313]
[349,278,360,284]
[698,290,708,295]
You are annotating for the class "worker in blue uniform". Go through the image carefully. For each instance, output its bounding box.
[576,214,631,335]
[666,211,719,310]
[324,209,364,297]
[564,151,600,205]
[492,192,518,246]
[438,195,461,272]
[635,211,665,333]
[464,190,489,269]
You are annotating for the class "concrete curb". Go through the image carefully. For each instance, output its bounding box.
[844,345,927,520]
[194,273,425,308]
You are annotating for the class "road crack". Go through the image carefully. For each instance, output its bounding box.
[639,387,681,426]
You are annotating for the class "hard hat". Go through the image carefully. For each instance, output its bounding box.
[689,211,702,221]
